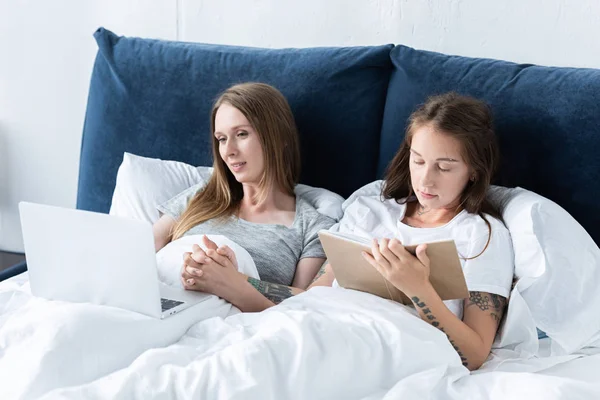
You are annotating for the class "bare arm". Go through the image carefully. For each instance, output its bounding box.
[411,288,507,370]
[308,261,336,288]
[152,214,175,252]
[182,237,307,310]
[240,277,305,309]
[228,258,326,311]
[182,247,306,312]
[231,256,327,309]
[291,257,327,289]
[183,238,329,312]
[361,238,508,371]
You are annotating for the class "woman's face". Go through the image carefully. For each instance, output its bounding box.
[409,123,472,210]
[214,103,265,185]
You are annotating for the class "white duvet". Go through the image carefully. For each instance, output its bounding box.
[0,235,256,399]
[1,236,600,400]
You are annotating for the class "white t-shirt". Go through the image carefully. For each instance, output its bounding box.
[332,195,515,319]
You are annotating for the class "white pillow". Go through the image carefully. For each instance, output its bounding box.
[109,153,344,223]
[294,184,344,220]
[341,180,384,211]
[109,153,213,223]
[488,186,600,355]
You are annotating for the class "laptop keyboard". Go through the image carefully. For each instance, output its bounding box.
[161,298,184,312]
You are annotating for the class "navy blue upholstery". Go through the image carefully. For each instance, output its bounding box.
[76,28,393,213]
[0,261,27,282]
[379,45,600,245]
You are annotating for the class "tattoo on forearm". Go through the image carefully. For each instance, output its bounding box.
[447,338,468,367]
[466,292,507,324]
[411,296,469,368]
[311,261,328,283]
[247,277,293,304]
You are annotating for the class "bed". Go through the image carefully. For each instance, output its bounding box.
[1,27,600,399]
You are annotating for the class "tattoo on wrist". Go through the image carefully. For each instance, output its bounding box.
[411,296,469,368]
[248,277,293,304]
[466,292,507,324]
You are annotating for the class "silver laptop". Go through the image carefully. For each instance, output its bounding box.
[19,202,209,319]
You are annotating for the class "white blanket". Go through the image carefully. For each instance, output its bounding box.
[0,235,258,400]
[2,235,600,399]
[38,288,600,400]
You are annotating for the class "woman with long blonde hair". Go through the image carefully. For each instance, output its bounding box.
[153,83,334,312]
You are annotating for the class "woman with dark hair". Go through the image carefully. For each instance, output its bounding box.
[311,92,514,371]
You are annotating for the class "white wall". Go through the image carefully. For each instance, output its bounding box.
[1,0,599,252]
[180,0,600,68]
[0,1,177,252]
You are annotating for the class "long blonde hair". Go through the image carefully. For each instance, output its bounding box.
[170,82,301,240]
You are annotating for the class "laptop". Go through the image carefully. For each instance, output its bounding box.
[19,201,210,319]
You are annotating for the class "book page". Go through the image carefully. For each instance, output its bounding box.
[324,230,372,246]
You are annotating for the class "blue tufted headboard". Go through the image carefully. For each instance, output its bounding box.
[77,28,600,245]
[76,28,393,213]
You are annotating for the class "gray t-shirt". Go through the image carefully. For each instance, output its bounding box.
[157,183,335,285]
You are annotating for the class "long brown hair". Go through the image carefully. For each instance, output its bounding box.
[382,92,502,258]
[171,82,301,240]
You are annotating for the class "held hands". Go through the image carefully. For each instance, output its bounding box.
[180,235,245,299]
[362,238,431,298]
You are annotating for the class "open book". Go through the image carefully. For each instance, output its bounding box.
[318,230,469,305]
